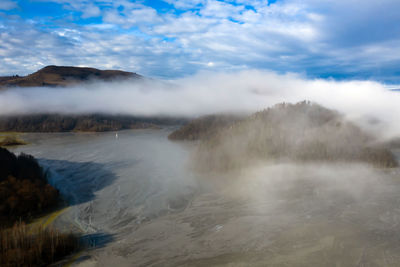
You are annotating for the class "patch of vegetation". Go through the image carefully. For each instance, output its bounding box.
[0,147,81,266]
[0,222,79,267]
[0,114,186,132]
[0,135,26,147]
[168,114,243,141]
[0,147,58,225]
[193,101,398,171]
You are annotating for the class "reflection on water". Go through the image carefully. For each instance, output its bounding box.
[11,130,400,266]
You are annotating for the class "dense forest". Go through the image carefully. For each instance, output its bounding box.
[168,114,243,141]
[0,147,58,224]
[0,114,187,132]
[170,101,398,171]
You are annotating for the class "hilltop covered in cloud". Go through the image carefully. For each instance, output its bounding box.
[1,0,400,82]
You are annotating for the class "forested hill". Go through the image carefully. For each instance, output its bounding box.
[171,101,398,169]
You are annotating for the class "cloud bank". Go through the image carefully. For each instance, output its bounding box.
[1,0,400,82]
[0,70,399,138]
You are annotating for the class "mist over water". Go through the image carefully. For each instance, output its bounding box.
[12,130,197,232]
[1,70,400,139]
[10,130,400,266]
[4,70,400,265]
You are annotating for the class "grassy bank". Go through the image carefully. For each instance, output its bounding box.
[0,222,79,267]
[0,133,26,147]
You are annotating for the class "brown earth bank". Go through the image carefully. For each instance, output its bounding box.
[0,114,187,132]
[0,65,141,88]
[170,101,398,170]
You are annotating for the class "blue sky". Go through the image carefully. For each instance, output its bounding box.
[0,0,400,83]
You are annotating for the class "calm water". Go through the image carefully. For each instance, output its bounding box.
[10,130,400,266]
[12,129,197,233]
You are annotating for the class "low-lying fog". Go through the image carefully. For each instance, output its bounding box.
[1,70,400,139]
[5,70,400,266]
[12,130,400,266]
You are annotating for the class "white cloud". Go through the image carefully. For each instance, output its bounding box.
[1,70,400,139]
[0,0,17,10]
[200,0,244,18]
[153,12,217,35]
[162,0,205,9]
[103,6,161,28]
[81,4,101,18]
[1,0,400,81]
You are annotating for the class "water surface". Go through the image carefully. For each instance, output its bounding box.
[11,130,400,266]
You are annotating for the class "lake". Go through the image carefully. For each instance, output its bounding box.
[11,129,400,266]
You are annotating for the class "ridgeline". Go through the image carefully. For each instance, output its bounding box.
[0,65,141,88]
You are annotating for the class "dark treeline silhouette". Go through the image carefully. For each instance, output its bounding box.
[0,114,187,132]
[0,148,80,266]
[0,147,58,224]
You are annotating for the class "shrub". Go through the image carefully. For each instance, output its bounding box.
[0,222,79,267]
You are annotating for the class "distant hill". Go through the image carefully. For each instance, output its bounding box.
[174,101,398,170]
[0,65,141,88]
[0,66,186,132]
